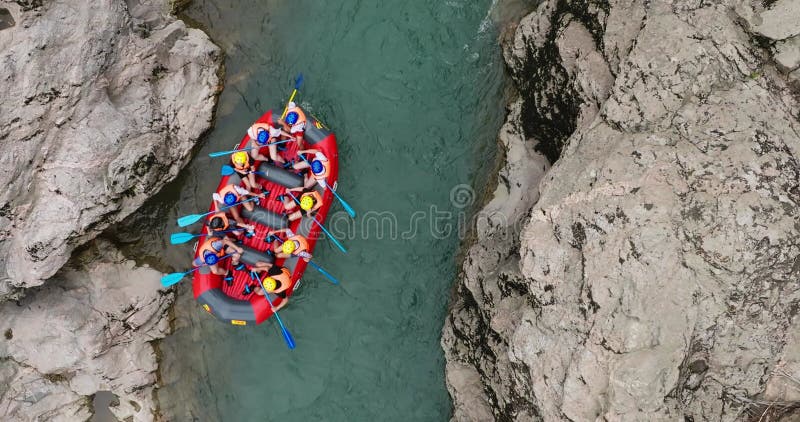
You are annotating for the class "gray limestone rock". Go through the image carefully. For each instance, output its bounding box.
[0,0,222,293]
[749,0,800,41]
[444,0,800,421]
[775,36,800,73]
[0,240,175,422]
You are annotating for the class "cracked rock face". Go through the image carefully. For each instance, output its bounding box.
[0,0,222,294]
[0,240,175,422]
[444,1,800,421]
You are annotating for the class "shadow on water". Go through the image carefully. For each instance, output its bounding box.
[107,0,539,420]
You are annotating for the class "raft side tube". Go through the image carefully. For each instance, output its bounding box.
[241,206,289,229]
[239,245,275,267]
[256,163,303,189]
[304,115,331,145]
[197,289,257,325]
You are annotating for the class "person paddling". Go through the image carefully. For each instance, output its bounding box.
[279,102,307,148]
[247,122,292,164]
[289,149,330,192]
[276,189,323,222]
[251,266,292,311]
[206,213,255,238]
[230,151,259,191]
[267,228,313,261]
[212,184,264,227]
[193,236,244,276]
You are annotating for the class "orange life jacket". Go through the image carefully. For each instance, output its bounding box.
[269,267,292,293]
[207,212,230,231]
[217,185,241,207]
[248,123,271,141]
[300,191,323,211]
[312,160,329,180]
[198,237,225,260]
[287,235,309,254]
[284,107,307,130]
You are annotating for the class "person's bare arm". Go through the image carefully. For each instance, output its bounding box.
[222,238,244,254]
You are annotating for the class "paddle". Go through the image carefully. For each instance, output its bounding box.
[169,229,240,245]
[177,197,260,227]
[220,165,266,177]
[208,139,293,158]
[160,254,233,287]
[298,154,356,218]
[286,192,347,254]
[308,260,340,285]
[253,272,296,349]
[281,73,304,119]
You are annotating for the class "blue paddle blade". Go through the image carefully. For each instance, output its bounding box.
[295,73,304,89]
[312,218,347,254]
[309,261,340,285]
[221,165,235,176]
[259,278,296,350]
[209,150,235,158]
[331,189,356,218]
[170,232,195,245]
[177,213,202,227]
[161,272,186,287]
[274,314,296,349]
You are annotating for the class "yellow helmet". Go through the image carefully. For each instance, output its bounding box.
[232,151,249,167]
[281,240,297,254]
[263,277,277,292]
[300,195,315,211]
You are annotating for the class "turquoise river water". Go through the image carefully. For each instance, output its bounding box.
[114,1,533,420]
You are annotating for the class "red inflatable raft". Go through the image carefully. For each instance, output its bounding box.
[191,108,338,325]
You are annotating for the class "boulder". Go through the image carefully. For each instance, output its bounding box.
[444,0,800,420]
[0,240,175,422]
[0,0,222,294]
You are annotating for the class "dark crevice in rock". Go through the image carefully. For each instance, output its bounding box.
[511,0,609,163]
[13,0,42,12]
[0,8,15,30]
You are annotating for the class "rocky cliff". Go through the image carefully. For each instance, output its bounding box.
[443,0,800,420]
[0,0,221,420]
[0,0,221,294]
[0,240,175,421]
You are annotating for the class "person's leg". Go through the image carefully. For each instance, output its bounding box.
[230,206,244,225]
[287,211,301,222]
[269,144,285,163]
[293,160,310,171]
[303,175,317,190]
[288,184,305,194]
[211,264,227,276]
[282,197,296,210]
[242,201,255,212]
[247,173,258,191]
[252,261,272,272]
[272,298,288,312]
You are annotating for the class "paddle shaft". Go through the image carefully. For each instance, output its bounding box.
[161,254,233,287]
[298,154,356,218]
[170,228,241,245]
[308,260,340,285]
[286,192,347,254]
[209,139,293,158]
[254,273,296,349]
[177,197,260,227]
[281,73,304,119]
[220,165,268,177]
